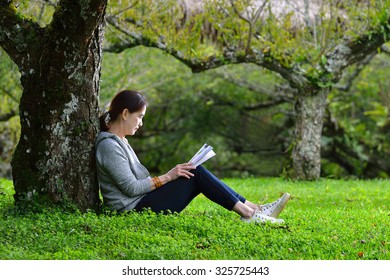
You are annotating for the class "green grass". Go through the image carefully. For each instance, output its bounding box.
[0,177,389,260]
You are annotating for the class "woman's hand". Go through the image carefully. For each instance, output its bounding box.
[165,163,196,181]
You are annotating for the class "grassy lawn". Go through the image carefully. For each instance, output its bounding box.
[0,177,388,260]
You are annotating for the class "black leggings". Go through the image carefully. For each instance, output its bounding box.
[134,166,246,214]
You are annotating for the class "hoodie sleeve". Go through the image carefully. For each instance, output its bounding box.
[96,138,152,197]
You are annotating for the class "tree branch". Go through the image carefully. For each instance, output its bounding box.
[107,2,390,89]
[0,85,19,103]
[324,16,390,77]
[0,82,18,122]
[104,18,302,86]
[48,0,108,48]
[0,1,43,70]
[229,0,267,55]
[212,70,295,102]
[0,109,16,121]
[381,44,390,55]
[213,96,288,111]
[334,52,376,92]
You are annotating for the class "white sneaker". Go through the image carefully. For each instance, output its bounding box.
[241,210,285,224]
[260,193,290,218]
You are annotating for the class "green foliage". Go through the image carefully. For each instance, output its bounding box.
[11,0,56,27]
[324,50,390,178]
[100,47,290,177]
[0,49,21,178]
[0,177,388,260]
[108,1,390,74]
[0,178,14,210]
[0,49,21,112]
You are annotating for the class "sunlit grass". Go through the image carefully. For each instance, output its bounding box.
[0,177,389,260]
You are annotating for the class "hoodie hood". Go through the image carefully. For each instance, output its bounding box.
[95,131,119,148]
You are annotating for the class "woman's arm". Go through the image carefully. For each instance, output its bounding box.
[151,163,196,188]
[97,139,153,197]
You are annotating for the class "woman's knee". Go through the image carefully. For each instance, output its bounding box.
[195,165,207,174]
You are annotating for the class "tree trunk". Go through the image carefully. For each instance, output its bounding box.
[1,1,108,211]
[287,87,329,180]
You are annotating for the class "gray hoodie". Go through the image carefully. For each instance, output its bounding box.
[95,131,151,212]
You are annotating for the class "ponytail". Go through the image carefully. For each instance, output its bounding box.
[99,111,111,132]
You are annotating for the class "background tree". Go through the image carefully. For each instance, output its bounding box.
[323,46,390,178]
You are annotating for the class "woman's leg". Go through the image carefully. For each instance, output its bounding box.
[134,175,200,214]
[193,166,246,209]
[193,166,259,218]
[232,201,256,218]
[245,200,261,211]
[135,166,250,215]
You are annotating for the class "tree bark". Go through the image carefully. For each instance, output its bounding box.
[1,0,107,211]
[288,87,329,180]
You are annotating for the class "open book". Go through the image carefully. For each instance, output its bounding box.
[189,143,216,167]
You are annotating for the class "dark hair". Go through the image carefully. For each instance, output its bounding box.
[99,90,147,131]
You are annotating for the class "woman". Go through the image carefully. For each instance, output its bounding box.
[96,89,290,223]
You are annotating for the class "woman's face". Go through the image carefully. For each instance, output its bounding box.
[125,106,146,136]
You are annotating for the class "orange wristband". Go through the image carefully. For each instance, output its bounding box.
[153,176,162,188]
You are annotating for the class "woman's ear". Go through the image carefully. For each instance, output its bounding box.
[122,109,129,121]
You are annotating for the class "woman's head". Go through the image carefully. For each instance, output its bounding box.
[99,90,147,132]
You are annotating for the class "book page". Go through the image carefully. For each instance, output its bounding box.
[189,143,216,167]
[189,144,209,163]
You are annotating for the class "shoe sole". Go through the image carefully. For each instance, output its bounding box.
[269,193,290,218]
